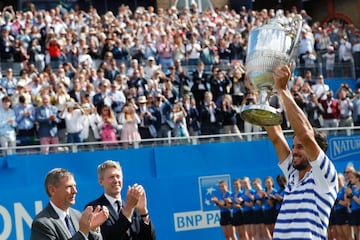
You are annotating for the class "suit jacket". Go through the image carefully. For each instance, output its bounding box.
[35,104,61,138]
[30,203,102,240]
[85,194,156,240]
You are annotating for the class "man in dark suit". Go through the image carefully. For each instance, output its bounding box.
[31,168,109,240]
[85,160,156,240]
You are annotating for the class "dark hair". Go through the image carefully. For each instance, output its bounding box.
[314,129,328,152]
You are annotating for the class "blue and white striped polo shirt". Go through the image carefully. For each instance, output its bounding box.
[273,150,338,240]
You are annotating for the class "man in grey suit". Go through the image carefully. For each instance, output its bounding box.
[31,168,109,240]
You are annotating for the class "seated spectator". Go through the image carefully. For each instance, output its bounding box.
[0,96,16,155]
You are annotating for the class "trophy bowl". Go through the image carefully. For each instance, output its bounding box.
[240,13,302,126]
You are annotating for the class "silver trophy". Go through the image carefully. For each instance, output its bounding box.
[240,13,302,126]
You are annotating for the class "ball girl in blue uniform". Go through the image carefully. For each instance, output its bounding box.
[240,177,255,240]
[211,180,237,240]
[345,171,360,240]
[231,178,248,240]
[263,176,278,237]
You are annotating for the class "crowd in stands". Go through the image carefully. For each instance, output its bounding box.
[211,163,360,240]
[0,2,360,153]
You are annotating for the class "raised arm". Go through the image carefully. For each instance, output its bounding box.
[265,125,291,164]
[272,65,321,161]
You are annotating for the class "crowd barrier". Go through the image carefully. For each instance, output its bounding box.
[0,129,360,239]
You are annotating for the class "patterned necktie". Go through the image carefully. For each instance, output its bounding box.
[65,214,76,236]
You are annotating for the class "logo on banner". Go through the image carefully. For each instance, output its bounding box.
[329,136,360,160]
[173,174,231,232]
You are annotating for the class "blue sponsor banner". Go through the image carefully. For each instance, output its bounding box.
[0,135,360,239]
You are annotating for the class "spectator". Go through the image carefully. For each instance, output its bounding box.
[319,90,340,134]
[118,102,141,148]
[14,95,36,146]
[171,102,189,142]
[153,93,174,140]
[199,91,221,141]
[191,61,209,110]
[98,105,118,146]
[242,90,262,141]
[0,96,16,155]
[35,94,61,154]
[322,45,336,78]
[312,74,329,100]
[338,87,354,136]
[302,50,317,75]
[220,94,242,141]
[182,94,200,143]
[1,68,18,96]
[59,101,84,152]
[185,34,202,67]
[136,95,159,142]
[338,35,353,78]
[156,31,174,70]
[305,92,324,128]
[0,28,15,62]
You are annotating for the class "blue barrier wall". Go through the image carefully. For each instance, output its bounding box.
[1,134,360,240]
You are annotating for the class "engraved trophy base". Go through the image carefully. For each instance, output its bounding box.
[240,104,283,126]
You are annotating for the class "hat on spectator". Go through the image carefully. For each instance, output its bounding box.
[138,96,147,103]
[67,101,75,108]
[148,56,155,61]
[81,103,91,109]
[16,79,26,88]
[160,31,167,36]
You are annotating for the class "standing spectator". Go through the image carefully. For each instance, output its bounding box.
[30,168,109,240]
[59,101,84,152]
[211,70,231,107]
[35,94,61,154]
[242,91,262,141]
[305,92,324,128]
[85,160,156,240]
[319,90,340,134]
[171,102,189,142]
[185,34,202,67]
[220,94,242,141]
[156,31,174,71]
[265,64,338,239]
[1,68,18,96]
[137,95,159,143]
[80,103,101,151]
[302,50,317,75]
[0,28,15,62]
[298,29,314,67]
[118,102,141,148]
[14,95,36,147]
[108,82,126,116]
[183,94,200,143]
[154,93,174,140]
[338,87,354,136]
[93,80,111,114]
[211,180,237,240]
[98,105,118,146]
[199,91,221,142]
[312,74,329,101]
[322,45,336,78]
[0,96,16,155]
[191,61,209,110]
[338,36,353,78]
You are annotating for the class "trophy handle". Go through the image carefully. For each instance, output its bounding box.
[287,14,303,63]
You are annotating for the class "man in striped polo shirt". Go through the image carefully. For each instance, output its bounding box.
[265,65,338,240]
